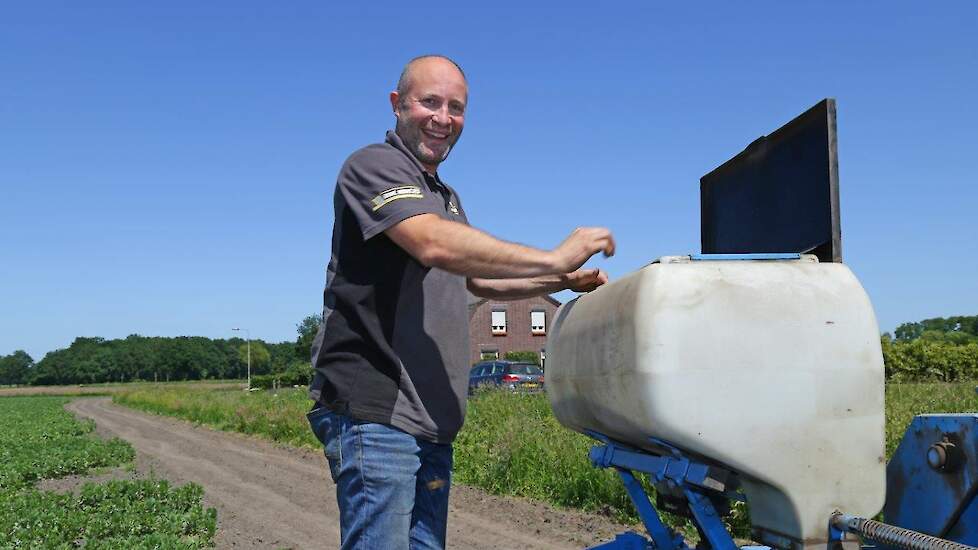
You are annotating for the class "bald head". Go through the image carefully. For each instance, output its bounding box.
[396,55,467,105]
[389,55,468,173]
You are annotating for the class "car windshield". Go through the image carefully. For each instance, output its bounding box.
[507,364,543,375]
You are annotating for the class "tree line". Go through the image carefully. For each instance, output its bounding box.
[2,314,977,387]
[0,315,322,387]
[882,315,978,382]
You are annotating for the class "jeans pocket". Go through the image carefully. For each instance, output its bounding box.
[307,407,343,481]
[306,407,332,444]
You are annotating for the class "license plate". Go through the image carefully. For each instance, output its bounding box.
[524,383,539,388]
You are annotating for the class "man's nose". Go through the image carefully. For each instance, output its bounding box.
[430,105,452,127]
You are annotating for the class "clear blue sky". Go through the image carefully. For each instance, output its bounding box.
[2,2,976,361]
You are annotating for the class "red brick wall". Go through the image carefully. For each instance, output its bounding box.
[468,295,560,365]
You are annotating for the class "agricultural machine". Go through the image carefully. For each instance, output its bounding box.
[546,100,976,550]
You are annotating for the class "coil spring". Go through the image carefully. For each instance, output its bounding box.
[848,517,977,550]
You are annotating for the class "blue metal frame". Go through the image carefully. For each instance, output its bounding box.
[690,253,802,261]
[883,414,978,548]
[585,432,742,550]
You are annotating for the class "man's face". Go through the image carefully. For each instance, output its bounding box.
[391,59,467,173]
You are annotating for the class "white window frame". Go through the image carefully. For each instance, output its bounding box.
[531,310,546,335]
[491,310,507,335]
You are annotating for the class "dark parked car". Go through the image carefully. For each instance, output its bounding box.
[468,360,544,394]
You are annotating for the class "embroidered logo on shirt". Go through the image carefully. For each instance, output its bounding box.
[448,201,460,215]
[371,186,423,211]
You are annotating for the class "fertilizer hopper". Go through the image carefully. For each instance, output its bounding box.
[547,252,886,549]
[543,98,893,548]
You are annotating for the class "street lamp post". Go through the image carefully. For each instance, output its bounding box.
[232,327,251,390]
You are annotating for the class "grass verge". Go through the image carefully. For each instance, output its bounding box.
[454,389,638,521]
[112,382,978,529]
[0,379,244,398]
[0,396,217,548]
[884,382,978,456]
[115,386,316,448]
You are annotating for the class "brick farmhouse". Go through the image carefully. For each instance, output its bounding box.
[467,293,561,367]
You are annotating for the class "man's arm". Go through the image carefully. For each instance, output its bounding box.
[466,269,608,300]
[384,213,614,279]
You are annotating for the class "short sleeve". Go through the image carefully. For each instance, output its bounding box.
[337,145,442,240]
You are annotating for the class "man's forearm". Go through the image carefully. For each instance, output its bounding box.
[386,214,561,278]
[467,275,569,300]
[385,213,614,280]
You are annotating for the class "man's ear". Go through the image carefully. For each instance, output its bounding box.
[390,91,400,117]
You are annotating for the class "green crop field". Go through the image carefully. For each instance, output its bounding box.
[0,396,217,548]
[112,382,978,530]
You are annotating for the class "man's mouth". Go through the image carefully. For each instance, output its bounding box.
[422,129,450,141]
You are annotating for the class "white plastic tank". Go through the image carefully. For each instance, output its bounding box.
[547,254,885,546]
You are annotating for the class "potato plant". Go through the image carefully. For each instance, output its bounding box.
[0,396,216,548]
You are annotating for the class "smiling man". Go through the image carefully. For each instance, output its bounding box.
[307,55,615,549]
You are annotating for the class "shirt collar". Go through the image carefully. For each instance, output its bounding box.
[385,130,447,189]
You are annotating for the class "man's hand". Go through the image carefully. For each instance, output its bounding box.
[551,227,615,273]
[563,268,609,293]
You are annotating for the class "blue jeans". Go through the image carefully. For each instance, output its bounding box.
[307,407,453,550]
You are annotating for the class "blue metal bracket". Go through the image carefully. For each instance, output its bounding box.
[617,468,684,550]
[690,253,802,261]
[828,516,848,544]
[585,432,742,550]
[884,414,978,547]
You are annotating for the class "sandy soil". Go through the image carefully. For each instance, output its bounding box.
[62,398,636,549]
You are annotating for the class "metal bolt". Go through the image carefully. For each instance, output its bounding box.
[927,437,963,473]
[927,445,946,469]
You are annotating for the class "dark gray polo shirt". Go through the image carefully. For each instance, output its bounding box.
[309,130,471,444]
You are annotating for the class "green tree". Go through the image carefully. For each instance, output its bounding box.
[295,314,323,362]
[895,316,978,342]
[919,329,978,345]
[0,350,34,385]
[267,342,298,374]
[238,341,271,375]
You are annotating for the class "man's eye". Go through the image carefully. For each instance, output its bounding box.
[449,104,465,116]
[420,98,439,108]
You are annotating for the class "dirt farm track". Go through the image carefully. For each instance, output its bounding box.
[60,398,632,549]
